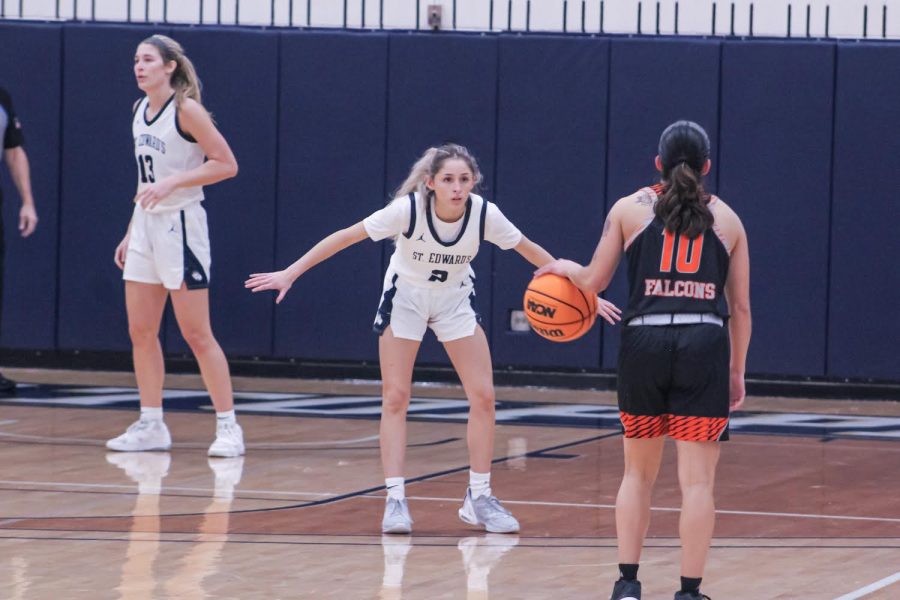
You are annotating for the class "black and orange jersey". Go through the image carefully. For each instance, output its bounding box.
[622,185,730,322]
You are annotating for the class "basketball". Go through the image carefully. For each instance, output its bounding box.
[523,274,596,342]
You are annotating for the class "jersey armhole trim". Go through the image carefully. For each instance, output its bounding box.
[624,217,655,251]
[479,199,488,243]
[175,107,197,143]
[402,193,417,239]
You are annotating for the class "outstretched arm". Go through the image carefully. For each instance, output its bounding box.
[513,235,554,268]
[245,222,370,303]
[535,206,624,296]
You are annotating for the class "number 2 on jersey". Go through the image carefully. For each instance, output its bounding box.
[659,230,703,274]
[137,155,156,183]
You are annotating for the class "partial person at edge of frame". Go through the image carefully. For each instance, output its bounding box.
[246,142,622,534]
[107,34,244,458]
[536,120,751,600]
[0,86,39,393]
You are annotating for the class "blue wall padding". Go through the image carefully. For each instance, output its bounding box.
[1,19,898,383]
[491,36,610,369]
[602,38,722,369]
[719,41,834,377]
[385,34,499,366]
[160,28,279,357]
[271,32,389,362]
[828,44,900,380]
[57,24,163,351]
[0,23,61,350]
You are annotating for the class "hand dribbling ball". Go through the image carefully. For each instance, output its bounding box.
[523,274,596,342]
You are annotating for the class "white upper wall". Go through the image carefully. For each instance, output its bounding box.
[7,0,900,39]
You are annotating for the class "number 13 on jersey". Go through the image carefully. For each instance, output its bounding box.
[137,154,155,183]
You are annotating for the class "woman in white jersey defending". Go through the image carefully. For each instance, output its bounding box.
[106,35,243,458]
[246,144,621,534]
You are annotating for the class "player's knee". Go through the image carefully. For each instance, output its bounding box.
[180,327,215,353]
[382,387,411,415]
[467,387,496,413]
[128,323,159,346]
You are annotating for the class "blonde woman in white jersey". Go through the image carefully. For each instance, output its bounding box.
[106,35,243,458]
[246,144,621,534]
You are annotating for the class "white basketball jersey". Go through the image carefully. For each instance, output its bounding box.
[132,95,205,212]
[389,192,488,288]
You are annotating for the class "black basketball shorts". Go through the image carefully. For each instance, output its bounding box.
[617,323,730,441]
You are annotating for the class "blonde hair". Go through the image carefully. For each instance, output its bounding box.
[141,34,203,106]
[394,143,482,199]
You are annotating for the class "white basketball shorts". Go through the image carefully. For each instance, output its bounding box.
[123,202,211,291]
[373,270,480,342]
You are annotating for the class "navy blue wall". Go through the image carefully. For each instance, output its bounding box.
[161,28,279,358]
[492,36,609,369]
[272,32,388,362]
[0,23,61,350]
[601,38,722,369]
[57,24,162,352]
[1,22,898,382]
[829,44,900,380]
[719,41,834,377]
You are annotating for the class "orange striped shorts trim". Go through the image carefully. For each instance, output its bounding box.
[620,412,728,441]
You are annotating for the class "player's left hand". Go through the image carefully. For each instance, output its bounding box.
[595,297,622,325]
[245,270,294,304]
[135,178,177,210]
[18,203,38,237]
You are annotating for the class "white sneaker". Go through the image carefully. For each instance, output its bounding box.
[208,456,244,499]
[208,421,245,458]
[381,498,413,534]
[106,419,172,452]
[106,452,171,495]
[458,489,520,533]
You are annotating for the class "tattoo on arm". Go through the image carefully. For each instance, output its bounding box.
[634,190,654,206]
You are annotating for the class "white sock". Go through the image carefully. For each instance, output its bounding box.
[216,410,236,425]
[140,406,164,422]
[385,477,405,500]
[469,470,491,499]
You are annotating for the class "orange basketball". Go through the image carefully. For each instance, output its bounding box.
[523,274,596,342]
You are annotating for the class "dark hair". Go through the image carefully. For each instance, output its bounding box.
[654,120,713,239]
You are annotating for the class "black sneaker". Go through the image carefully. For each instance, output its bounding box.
[673,592,710,600]
[610,578,641,600]
[0,373,16,393]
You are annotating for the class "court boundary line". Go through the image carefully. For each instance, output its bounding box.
[1,532,899,551]
[832,571,900,600]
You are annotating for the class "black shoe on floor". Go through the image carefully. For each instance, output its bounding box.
[610,578,641,600]
[0,373,17,393]
[674,591,710,600]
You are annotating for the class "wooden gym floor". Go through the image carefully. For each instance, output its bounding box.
[0,367,898,599]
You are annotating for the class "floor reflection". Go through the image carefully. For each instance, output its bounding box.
[459,535,519,599]
[105,453,243,599]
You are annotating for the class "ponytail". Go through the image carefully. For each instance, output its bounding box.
[142,35,203,107]
[654,162,713,239]
[395,147,440,198]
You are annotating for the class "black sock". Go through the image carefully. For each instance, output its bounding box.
[618,563,639,582]
[680,576,702,593]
